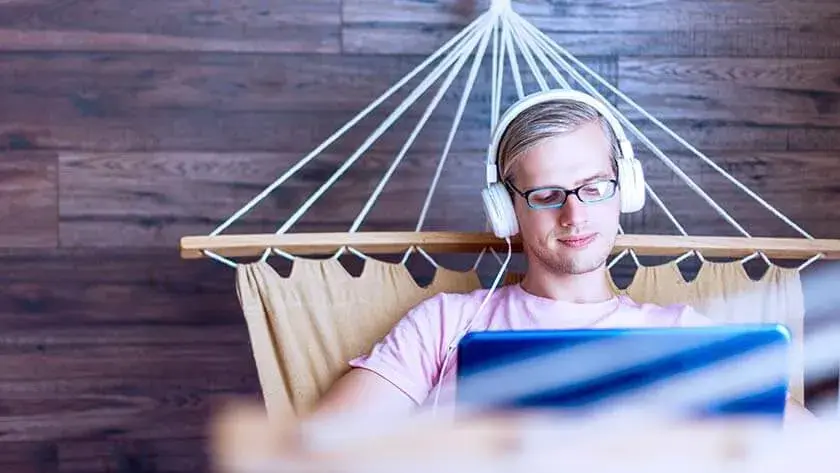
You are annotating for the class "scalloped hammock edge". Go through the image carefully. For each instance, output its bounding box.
[234,257,804,421]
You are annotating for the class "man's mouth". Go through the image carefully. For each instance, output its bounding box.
[557,233,597,249]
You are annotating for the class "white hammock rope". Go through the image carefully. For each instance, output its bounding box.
[610,226,643,269]
[799,253,824,271]
[471,17,510,273]
[509,14,775,269]
[506,10,570,90]
[509,15,751,241]
[204,249,237,269]
[481,19,510,270]
[398,245,441,269]
[202,3,823,272]
[210,12,489,241]
[490,19,503,131]
[510,14,813,241]
[402,7,498,270]
[258,15,495,266]
[351,16,496,236]
[273,247,297,261]
[512,26,756,272]
[506,14,550,92]
[503,13,526,100]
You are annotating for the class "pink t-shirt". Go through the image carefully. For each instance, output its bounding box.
[349,283,711,409]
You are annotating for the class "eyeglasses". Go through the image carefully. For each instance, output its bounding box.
[505,179,618,209]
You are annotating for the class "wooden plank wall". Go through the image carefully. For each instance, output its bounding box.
[1,0,839,471]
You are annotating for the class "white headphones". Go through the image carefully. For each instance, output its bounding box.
[480,89,646,239]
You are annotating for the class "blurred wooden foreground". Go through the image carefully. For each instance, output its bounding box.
[210,402,840,473]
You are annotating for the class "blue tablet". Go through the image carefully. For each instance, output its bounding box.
[455,324,791,419]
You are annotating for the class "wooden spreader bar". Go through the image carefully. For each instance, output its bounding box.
[180,232,840,260]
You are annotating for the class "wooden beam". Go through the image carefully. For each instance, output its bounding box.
[179,232,840,260]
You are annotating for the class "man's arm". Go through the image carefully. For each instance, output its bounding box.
[310,368,417,419]
[276,369,417,455]
[307,294,452,421]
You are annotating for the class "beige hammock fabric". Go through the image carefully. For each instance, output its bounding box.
[235,257,804,422]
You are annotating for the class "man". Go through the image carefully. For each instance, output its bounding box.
[311,90,812,422]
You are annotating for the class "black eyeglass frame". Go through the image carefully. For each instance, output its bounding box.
[504,178,619,210]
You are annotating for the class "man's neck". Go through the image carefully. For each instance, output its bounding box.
[520,263,614,304]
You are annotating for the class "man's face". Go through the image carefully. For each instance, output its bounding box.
[508,120,620,275]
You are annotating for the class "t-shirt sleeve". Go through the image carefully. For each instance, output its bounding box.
[348,294,448,405]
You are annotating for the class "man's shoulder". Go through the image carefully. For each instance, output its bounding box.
[402,285,513,324]
[409,286,501,313]
[618,295,714,327]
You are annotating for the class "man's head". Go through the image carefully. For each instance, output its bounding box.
[496,97,623,275]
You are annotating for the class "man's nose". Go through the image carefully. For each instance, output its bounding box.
[558,196,589,228]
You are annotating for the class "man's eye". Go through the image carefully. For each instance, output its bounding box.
[580,182,611,197]
[580,185,605,196]
[531,190,563,203]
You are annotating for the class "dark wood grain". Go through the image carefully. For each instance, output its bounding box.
[0,0,340,53]
[0,248,258,472]
[1,1,839,471]
[58,439,209,473]
[618,58,840,151]
[55,148,506,243]
[0,52,615,153]
[0,151,57,247]
[58,148,840,247]
[0,247,246,326]
[0,52,429,153]
[0,439,209,473]
[0,442,57,473]
[345,0,838,30]
[0,344,255,384]
[46,54,614,246]
[622,150,840,239]
[63,140,660,246]
[342,0,840,57]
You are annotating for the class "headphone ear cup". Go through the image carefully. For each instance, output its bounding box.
[617,158,646,213]
[481,183,519,238]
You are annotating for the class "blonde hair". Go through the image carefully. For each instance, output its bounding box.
[496,99,620,182]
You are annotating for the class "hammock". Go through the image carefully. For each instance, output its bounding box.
[180,1,840,421]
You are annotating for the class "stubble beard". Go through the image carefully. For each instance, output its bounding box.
[530,231,616,276]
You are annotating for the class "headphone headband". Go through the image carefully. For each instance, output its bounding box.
[485,89,633,185]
